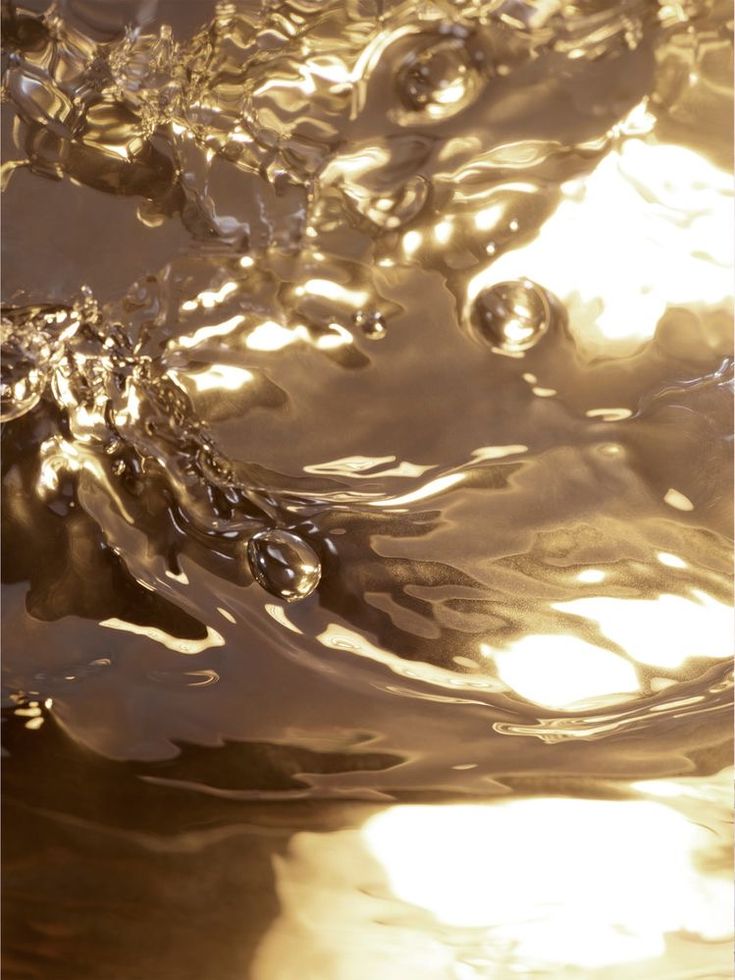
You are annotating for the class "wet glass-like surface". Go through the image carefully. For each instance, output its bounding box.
[1,0,733,977]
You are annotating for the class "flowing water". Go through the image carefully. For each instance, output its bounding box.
[1,0,733,977]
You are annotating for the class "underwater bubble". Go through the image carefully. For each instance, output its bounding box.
[246,528,322,602]
[473,280,551,352]
[353,310,387,340]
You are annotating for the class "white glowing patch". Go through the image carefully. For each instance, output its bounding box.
[367,472,465,507]
[585,407,633,421]
[118,379,142,425]
[474,202,504,232]
[183,280,238,311]
[664,487,695,511]
[308,55,352,86]
[470,444,528,461]
[175,364,254,392]
[402,230,422,255]
[552,590,733,669]
[657,551,687,569]
[483,635,639,708]
[304,455,434,479]
[301,279,368,306]
[433,78,466,107]
[315,323,354,350]
[173,314,245,350]
[362,798,732,969]
[252,790,731,978]
[99,618,224,654]
[632,768,733,805]
[577,568,606,584]
[467,140,734,354]
[433,220,453,244]
[246,321,297,351]
[254,62,317,97]
[14,706,41,717]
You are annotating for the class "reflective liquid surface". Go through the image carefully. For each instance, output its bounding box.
[2,0,733,977]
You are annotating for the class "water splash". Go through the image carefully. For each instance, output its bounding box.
[1,0,732,976]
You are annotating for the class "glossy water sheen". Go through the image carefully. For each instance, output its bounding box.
[1,1,733,978]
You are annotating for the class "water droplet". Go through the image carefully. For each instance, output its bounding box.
[397,37,479,120]
[353,310,387,340]
[472,280,551,352]
[246,528,321,602]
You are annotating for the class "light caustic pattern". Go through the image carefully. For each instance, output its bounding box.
[1,0,733,977]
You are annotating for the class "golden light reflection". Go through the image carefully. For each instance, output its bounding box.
[172,364,254,393]
[470,444,528,462]
[553,589,732,670]
[657,551,687,569]
[180,280,238,311]
[3,4,732,978]
[317,623,502,693]
[253,795,732,979]
[576,567,606,583]
[366,472,465,508]
[172,313,246,350]
[362,799,732,967]
[314,323,353,350]
[321,146,390,187]
[264,603,303,634]
[245,320,298,351]
[433,220,453,245]
[301,279,368,307]
[466,140,734,354]
[304,455,433,479]
[37,435,136,524]
[402,229,422,255]
[482,635,639,709]
[664,487,695,511]
[99,618,224,654]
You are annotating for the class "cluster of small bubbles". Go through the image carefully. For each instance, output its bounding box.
[353,310,387,340]
[472,280,552,352]
[246,528,321,602]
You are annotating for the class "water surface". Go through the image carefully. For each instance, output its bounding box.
[2,0,733,976]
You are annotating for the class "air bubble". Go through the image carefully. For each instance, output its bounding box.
[246,528,321,602]
[353,310,387,340]
[397,37,479,121]
[472,280,551,353]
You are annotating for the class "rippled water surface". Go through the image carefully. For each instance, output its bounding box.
[2,0,733,977]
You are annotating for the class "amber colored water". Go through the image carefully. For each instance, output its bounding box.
[1,1,733,977]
